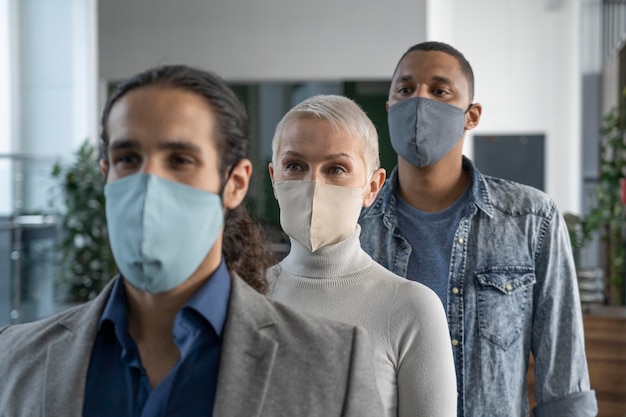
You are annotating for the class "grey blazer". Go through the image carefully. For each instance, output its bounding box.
[0,275,384,417]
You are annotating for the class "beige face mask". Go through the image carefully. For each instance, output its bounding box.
[273,180,366,252]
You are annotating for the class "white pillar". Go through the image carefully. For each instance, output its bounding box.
[15,0,98,213]
[0,0,14,216]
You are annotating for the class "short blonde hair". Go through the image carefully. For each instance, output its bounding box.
[271,95,380,174]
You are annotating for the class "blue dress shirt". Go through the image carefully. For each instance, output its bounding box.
[83,259,231,417]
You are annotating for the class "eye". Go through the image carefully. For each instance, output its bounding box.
[284,161,304,171]
[327,166,347,175]
[113,152,140,166]
[169,154,195,167]
[397,86,413,96]
[432,87,451,97]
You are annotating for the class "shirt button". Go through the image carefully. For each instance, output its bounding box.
[452,287,459,294]
[457,237,464,244]
[505,283,512,291]
[451,339,459,346]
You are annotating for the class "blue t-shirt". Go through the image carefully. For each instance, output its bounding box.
[83,259,231,417]
[396,188,470,308]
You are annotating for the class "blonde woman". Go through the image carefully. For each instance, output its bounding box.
[268,94,457,417]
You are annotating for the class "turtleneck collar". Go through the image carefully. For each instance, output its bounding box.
[279,225,372,278]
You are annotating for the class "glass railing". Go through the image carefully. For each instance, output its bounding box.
[0,154,64,326]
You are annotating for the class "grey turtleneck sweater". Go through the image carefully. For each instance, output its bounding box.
[267,227,457,417]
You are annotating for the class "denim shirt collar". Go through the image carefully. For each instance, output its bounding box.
[370,156,494,225]
[463,157,494,218]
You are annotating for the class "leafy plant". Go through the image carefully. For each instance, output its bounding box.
[576,89,626,305]
[51,140,115,302]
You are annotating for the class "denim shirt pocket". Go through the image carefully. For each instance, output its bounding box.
[475,266,536,350]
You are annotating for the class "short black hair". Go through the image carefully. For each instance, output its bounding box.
[393,41,475,101]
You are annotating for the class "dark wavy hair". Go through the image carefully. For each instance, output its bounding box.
[100,64,274,293]
[394,41,475,101]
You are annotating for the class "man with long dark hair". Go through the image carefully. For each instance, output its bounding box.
[0,65,384,417]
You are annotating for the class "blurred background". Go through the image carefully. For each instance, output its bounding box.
[0,0,617,333]
[1,0,625,413]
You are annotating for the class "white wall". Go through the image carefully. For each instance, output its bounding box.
[99,0,587,214]
[426,0,454,42]
[448,0,582,213]
[98,0,426,82]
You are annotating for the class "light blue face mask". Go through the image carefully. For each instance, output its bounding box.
[388,96,467,167]
[104,173,224,294]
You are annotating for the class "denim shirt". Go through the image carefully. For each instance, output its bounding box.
[359,158,598,417]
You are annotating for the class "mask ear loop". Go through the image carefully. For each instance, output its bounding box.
[461,103,475,132]
[362,171,376,198]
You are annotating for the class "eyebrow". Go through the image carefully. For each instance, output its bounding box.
[107,139,139,153]
[281,150,354,161]
[108,139,203,154]
[392,74,455,87]
[394,74,414,84]
[431,75,455,86]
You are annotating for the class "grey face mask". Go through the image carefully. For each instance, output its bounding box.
[388,96,467,167]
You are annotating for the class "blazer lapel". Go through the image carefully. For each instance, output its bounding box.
[42,282,115,416]
[213,276,278,417]
[37,276,277,416]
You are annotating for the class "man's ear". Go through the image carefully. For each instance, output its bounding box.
[222,159,252,210]
[464,102,482,131]
[100,159,109,177]
[363,167,386,208]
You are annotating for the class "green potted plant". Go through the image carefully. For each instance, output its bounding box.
[575,89,626,305]
[51,140,116,302]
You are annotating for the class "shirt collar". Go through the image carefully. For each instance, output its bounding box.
[462,156,494,217]
[99,276,129,336]
[372,157,495,221]
[98,276,137,365]
[182,257,231,338]
[99,258,232,340]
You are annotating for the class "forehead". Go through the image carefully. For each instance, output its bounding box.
[278,117,365,157]
[107,86,216,143]
[394,50,468,89]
